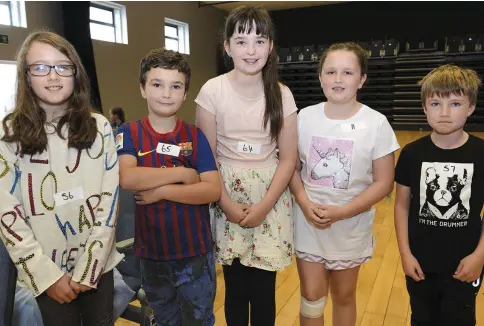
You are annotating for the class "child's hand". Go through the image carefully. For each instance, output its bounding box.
[221,200,249,224]
[182,168,200,185]
[69,280,92,294]
[238,202,271,228]
[401,253,425,282]
[134,187,163,205]
[454,253,484,282]
[47,274,78,304]
[300,199,331,230]
[317,204,347,223]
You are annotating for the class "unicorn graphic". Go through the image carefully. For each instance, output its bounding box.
[310,146,351,189]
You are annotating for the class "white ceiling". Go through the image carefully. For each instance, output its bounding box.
[200,1,344,12]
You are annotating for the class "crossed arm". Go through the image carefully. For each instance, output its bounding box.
[119,155,220,205]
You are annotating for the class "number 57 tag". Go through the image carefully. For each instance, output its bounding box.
[54,187,85,207]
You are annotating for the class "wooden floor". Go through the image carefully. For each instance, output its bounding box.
[116,130,484,326]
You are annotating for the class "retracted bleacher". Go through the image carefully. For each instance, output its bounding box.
[278,35,484,131]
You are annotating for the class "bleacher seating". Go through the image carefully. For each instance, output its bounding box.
[278,35,484,131]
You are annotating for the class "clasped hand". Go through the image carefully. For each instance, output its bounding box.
[47,274,92,304]
[223,200,271,228]
[300,200,347,229]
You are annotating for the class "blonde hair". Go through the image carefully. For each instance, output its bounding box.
[419,64,482,105]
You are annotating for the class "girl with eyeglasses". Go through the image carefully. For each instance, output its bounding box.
[0,31,122,326]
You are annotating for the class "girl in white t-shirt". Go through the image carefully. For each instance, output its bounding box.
[290,42,400,325]
[195,6,298,326]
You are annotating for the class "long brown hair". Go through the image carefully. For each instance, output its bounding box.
[224,6,283,142]
[2,31,97,155]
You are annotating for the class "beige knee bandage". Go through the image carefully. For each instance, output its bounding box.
[300,296,327,318]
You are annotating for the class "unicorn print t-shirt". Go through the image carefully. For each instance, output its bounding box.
[294,102,399,260]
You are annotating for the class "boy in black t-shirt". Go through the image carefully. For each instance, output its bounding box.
[395,64,484,326]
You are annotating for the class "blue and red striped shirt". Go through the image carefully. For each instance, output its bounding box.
[116,117,217,261]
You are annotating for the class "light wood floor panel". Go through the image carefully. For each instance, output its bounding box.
[116,131,484,326]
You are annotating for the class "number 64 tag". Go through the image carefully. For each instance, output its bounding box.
[54,187,84,207]
[237,142,261,154]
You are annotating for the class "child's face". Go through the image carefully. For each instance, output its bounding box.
[424,93,475,135]
[140,67,186,118]
[109,111,116,123]
[224,23,273,76]
[26,41,75,112]
[319,50,366,105]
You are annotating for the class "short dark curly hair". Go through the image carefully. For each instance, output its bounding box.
[139,48,191,92]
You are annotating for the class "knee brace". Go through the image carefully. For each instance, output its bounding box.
[300,296,327,318]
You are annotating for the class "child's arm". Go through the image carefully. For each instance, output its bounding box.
[0,141,65,297]
[454,217,484,282]
[240,112,298,228]
[474,217,484,261]
[117,123,199,191]
[289,155,309,205]
[319,153,395,221]
[395,182,425,281]
[289,153,331,229]
[196,104,249,223]
[135,128,221,205]
[71,119,119,289]
[319,118,399,222]
[119,155,199,191]
[135,171,220,205]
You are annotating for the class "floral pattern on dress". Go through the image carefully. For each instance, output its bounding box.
[210,164,293,272]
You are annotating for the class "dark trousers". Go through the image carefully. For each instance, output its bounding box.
[406,271,483,326]
[223,259,277,326]
[36,270,114,326]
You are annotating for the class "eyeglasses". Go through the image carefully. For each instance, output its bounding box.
[27,64,77,77]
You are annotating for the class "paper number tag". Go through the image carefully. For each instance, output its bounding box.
[237,142,261,154]
[341,122,367,132]
[156,142,181,157]
[54,187,84,207]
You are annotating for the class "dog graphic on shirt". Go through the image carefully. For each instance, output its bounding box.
[419,163,472,220]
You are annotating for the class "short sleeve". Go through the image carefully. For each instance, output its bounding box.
[195,129,217,174]
[281,85,298,118]
[195,79,217,115]
[372,117,400,160]
[395,145,411,187]
[115,123,136,157]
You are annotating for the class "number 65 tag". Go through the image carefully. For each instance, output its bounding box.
[156,142,180,157]
[54,187,84,207]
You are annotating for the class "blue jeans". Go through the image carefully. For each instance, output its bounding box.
[140,251,216,326]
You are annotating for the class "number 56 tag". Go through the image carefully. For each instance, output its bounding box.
[54,187,85,207]
[156,142,181,157]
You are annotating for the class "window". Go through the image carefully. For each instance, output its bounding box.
[89,1,128,44]
[164,18,189,54]
[0,1,27,27]
[0,61,17,121]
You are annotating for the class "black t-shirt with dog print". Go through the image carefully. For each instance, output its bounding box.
[395,134,484,275]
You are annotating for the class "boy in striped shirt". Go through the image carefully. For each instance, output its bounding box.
[117,48,220,326]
